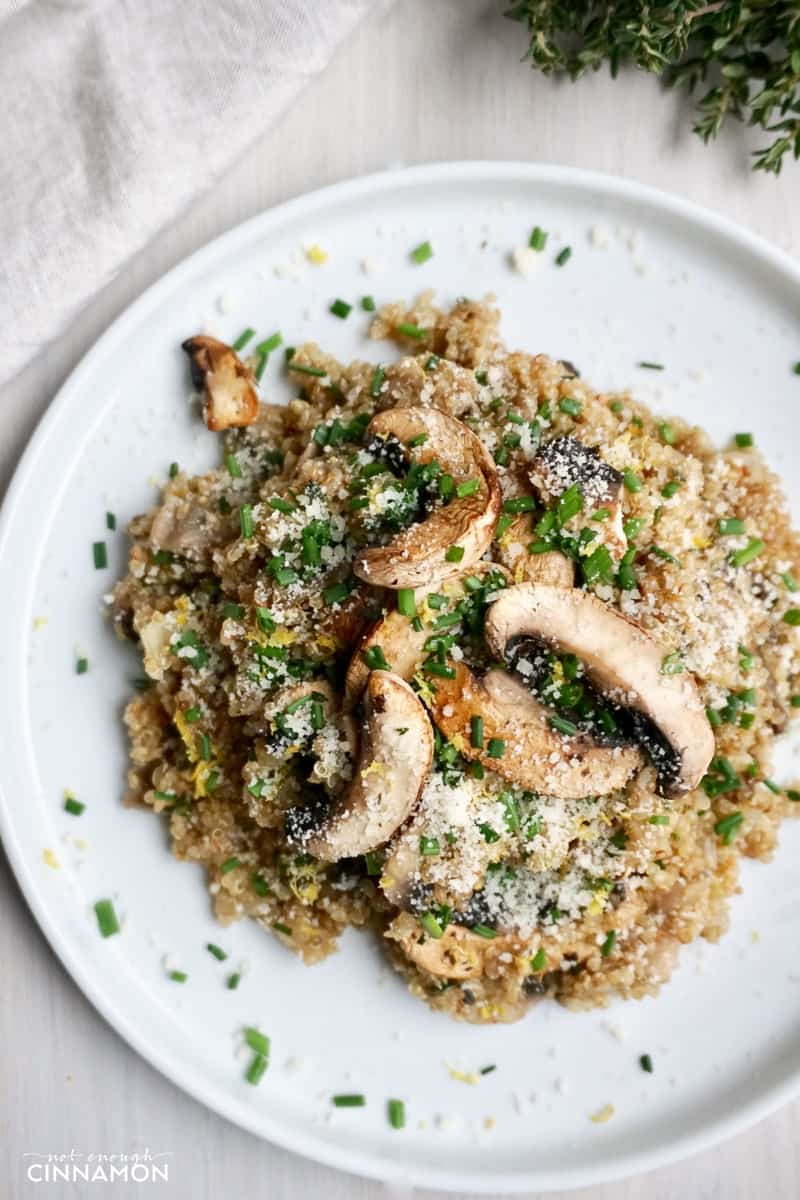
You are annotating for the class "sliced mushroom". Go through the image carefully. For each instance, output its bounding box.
[530,435,626,558]
[484,584,714,795]
[150,492,229,566]
[284,671,433,860]
[494,511,575,587]
[182,335,259,432]
[388,913,519,981]
[345,611,428,709]
[353,406,501,589]
[428,662,641,799]
[344,563,510,708]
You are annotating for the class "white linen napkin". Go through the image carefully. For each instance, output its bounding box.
[0,0,381,387]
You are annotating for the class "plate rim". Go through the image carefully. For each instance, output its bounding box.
[2,160,800,1194]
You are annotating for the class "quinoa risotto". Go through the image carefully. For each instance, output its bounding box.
[110,293,800,1025]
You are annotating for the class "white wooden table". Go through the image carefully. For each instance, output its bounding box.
[2,2,799,1197]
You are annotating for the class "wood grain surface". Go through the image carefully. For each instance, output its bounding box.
[2,2,799,1197]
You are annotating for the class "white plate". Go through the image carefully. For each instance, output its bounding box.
[2,163,800,1194]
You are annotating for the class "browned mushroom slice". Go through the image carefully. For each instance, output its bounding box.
[182,335,259,432]
[484,584,714,795]
[344,564,511,707]
[494,511,575,587]
[353,406,501,589]
[150,492,229,567]
[344,611,429,710]
[387,913,520,981]
[428,662,641,799]
[284,671,433,861]
[530,435,626,558]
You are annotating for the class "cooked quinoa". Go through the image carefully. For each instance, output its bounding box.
[111,293,800,1024]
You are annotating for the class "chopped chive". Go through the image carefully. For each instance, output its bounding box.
[246,1053,269,1085]
[495,513,514,539]
[762,778,781,795]
[244,1028,270,1056]
[75,656,89,675]
[640,1054,654,1073]
[364,852,383,876]
[94,899,119,938]
[268,496,296,514]
[408,432,428,448]
[323,580,351,605]
[729,538,764,568]
[472,924,497,939]
[661,651,684,675]
[255,332,282,355]
[223,602,245,620]
[218,497,231,515]
[92,541,108,569]
[363,645,390,671]
[623,470,642,493]
[609,399,624,413]
[419,912,444,939]
[639,362,665,371]
[549,715,578,736]
[793,362,800,376]
[226,453,242,478]
[396,322,428,339]
[787,790,800,803]
[658,422,676,444]
[410,240,434,264]
[64,796,85,816]
[783,609,800,626]
[198,733,212,761]
[370,364,385,397]
[388,1098,406,1129]
[207,943,228,961]
[717,517,744,535]
[424,661,456,679]
[169,970,188,983]
[600,930,617,957]
[239,505,254,539]
[555,246,572,267]
[438,474,454,499]
[456,478,479,498]
[791,696,800,708]
[781,572,799,592]
[232,328,255,352]
[480,1064,497,1076]
[332,1094,366,1108]
[272,922,292,936]
[219,857,240,875]
[256,607,276,633]
[531,948,547,971]
[445,545,465,563]
[660,481,681,498]
[330,299,352,319]
[419,836,440,857]
[105,511,116,531]
[397,588,416,618]
[227,972,241,990]
[361,295,376,312]
[558,397,582,417]
[529,225,547,251]
[502,495,536,514]
[487,737,505,758]
[714,811,743,844]
[648,814,670,825]
[471,714,484,749]
[288,362,326,377]
[734,432,754,448]
[425,354,441,370]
